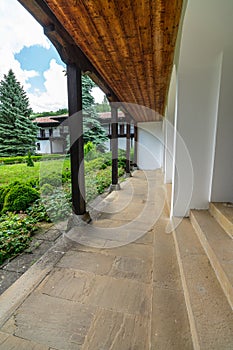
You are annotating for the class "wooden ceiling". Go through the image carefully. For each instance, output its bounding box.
[18,0,183,122]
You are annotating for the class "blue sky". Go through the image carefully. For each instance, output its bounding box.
[15,45,65,94]
[0,0,104,112]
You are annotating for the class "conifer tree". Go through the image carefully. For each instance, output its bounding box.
[82,75,107,149]
[0,69,37,156]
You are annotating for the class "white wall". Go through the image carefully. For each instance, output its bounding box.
[211,50,233,202]
[172,0,233,216]
[52,140,64,154]
[37,140,51,154]
[137,122,163,170]
[164,65,176,183]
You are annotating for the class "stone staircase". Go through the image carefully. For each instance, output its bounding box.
[173,202,233,349]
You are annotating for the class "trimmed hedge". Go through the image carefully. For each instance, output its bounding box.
[0,154,66,165]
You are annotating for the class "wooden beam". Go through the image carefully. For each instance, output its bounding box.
[67,64,86,216]
[111,106,118,186]
[126,123,131,174]
[133,124,138,168]
[17,0,119,102]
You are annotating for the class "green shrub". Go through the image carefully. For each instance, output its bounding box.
[2,183,39,213]
[85,157,105,173]
[0,156,25,165]
[41,183,54,195]
[26,199,51,222]
[85,173,99,202]
[0,154,65,165]
[0,213,37,265]
[95,167,112,194]
[0,186,7,211]
[26,178,39,189]
[26,151,34,167]
[62,168,71,183]
[42,189,71,222]
[84,141,95,156]
[40,173,61,187]
[0,182,21,212]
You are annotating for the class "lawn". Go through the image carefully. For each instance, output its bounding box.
[0,158,70,186]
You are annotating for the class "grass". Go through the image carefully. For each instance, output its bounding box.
[0,158,70,186]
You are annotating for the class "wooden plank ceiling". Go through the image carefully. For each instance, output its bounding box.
[18,0,183,122]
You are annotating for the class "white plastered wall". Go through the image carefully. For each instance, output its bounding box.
[38,140,51,154]
[211,50,233,202]
[164,65,177,184]
[172,0,232,216]
[137,122,163,170]
[52,140,64,154]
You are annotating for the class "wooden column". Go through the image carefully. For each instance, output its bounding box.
[126,122,131,174]
[67,64,86,216]
[110,106,120,190]
[133,124,138,169]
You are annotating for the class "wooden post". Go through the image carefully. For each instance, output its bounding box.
[126,122,131,175]
[133,124,138,169]
[67,64,87,216]
[110,106,120,190]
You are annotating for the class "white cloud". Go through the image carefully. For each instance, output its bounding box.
[0,0,50,90]
[28,59,67,112]
[0,0,104,113]
[0,0,49,54]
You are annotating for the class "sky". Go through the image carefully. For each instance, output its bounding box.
[0,0,105,113]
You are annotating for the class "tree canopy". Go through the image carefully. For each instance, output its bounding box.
[0,69,37,156]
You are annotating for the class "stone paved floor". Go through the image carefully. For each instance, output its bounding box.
[0,170,192,349]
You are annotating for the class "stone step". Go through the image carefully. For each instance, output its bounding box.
[209,202,233,239]
[152,215,193,349]
[173,218,233,349]
[191,210,233,310]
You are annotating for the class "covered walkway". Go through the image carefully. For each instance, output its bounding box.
[0,170,192,349]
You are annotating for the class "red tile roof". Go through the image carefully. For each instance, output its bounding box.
[33,117,59,124]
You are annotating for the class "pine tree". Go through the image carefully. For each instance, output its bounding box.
[0,69,37,156]
[82,75,107,149]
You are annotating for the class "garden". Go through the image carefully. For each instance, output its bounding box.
[0,147,128,265]
[0,69,129,267]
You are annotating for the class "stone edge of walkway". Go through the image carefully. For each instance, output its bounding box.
[0,235,71,328]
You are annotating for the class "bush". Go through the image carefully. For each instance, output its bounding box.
[42,189,71,222]
[0,182,21,212]
[85,157,105,173]
[62,168,71,183]
[26,151,34,167]
[0,213,37,265]
[26,178,39,189]
[41,183,54,195]
[40,173,61,187]
[2,183,39,213]
[85,173,99,202]
[0,186,7,211]
[0,156,26,164]
[0,154,65,165]
[26,199,51,222]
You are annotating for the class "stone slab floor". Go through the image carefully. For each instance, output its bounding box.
[0,170,192,349]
